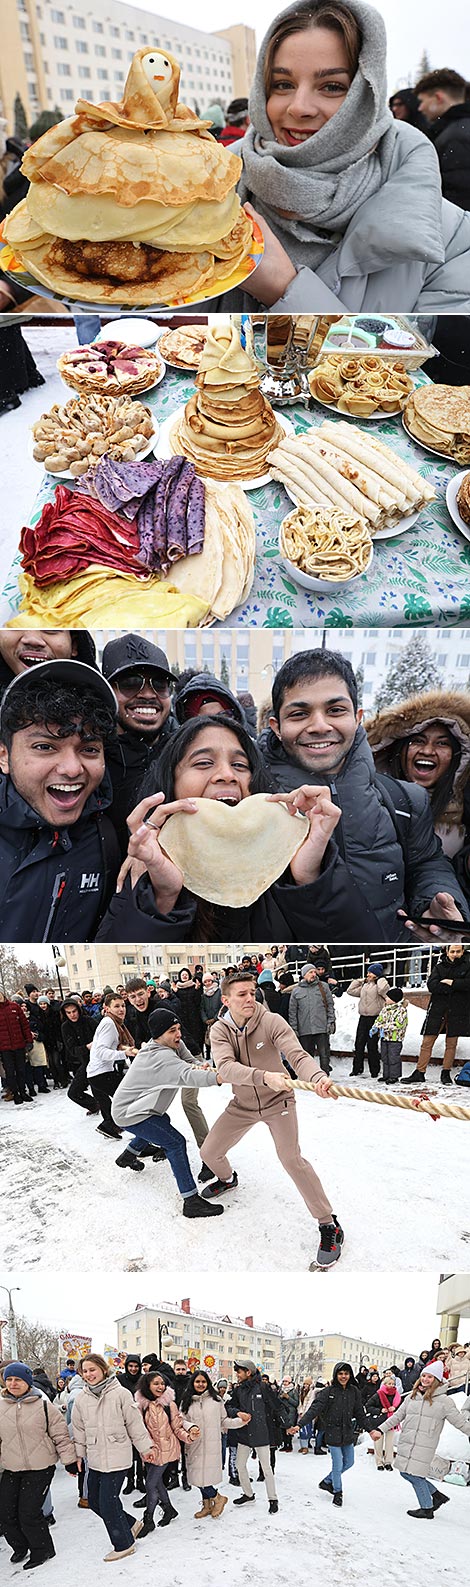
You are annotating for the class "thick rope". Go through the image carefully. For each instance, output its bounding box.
[283,1076,470,1122]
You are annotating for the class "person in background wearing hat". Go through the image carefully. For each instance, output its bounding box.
[230,1361,284,1513]
[369,988,408,1085]
[110,1006,225,1221]
[0,629,97,702]
[346,965,390,1077]
[364,1370,401,1471]
[287,964,336,1074]
[371,1359,470,1519]
[0,659,120,941]
[0,1360,78,1570]
[403,942,470,1087]
[102,634,178,859]
[257,967,281,1015]
[173,671,249,733]
[220,98,250,146]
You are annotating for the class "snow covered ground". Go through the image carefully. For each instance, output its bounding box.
[1,1002,469,1272]
[0,1443,467,1587]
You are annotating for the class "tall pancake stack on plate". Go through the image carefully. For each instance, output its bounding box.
[169,320,284,480]
[3,48,252,304]
[404,384,470,463]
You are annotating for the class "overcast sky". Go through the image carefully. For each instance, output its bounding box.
[130,0,467,92]
[0,1271,455,1355]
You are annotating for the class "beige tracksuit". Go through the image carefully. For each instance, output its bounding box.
[201,1004,333,1223]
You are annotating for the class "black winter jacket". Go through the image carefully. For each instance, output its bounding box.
[0,774,120,942]
[401,1359,422,1394]
[430,104,470,210]
[61,1012,97,1070]
[230,1373,285,1448]
[422,950,470,1037]
[105,714,178,857]
[364,1388,401,1429]
[257,724,469,933]
[298,1370,365,1446]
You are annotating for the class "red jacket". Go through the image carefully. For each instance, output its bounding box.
[219,124,245,146]
[0,999,32,1051]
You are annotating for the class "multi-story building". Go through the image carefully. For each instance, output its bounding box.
[83,626,469,717]
[62,942,253,989]
[436,1274,470,1347]
[1,1,255,134]
[282,1332,410,1384]
[116,1299,282,1380]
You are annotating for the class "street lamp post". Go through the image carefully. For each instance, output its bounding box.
[0,1286,20,1358]
[51,946,65,999]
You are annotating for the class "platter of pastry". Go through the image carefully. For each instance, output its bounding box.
[29,393,158,477]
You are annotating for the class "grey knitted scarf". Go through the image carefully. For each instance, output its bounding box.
[239,0,399,269]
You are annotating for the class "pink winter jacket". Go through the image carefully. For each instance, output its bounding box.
[135,1386,190,1466]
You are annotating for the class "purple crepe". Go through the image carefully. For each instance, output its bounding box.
[186,475,206,556]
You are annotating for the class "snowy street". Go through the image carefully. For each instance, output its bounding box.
[2,1002,470,1272]
[0,1443,467,1587]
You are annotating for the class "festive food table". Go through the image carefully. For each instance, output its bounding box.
[3,355,470,630]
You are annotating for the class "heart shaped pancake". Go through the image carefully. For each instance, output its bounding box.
[159,793,309,908]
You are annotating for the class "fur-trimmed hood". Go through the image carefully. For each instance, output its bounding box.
[366,691,470,840]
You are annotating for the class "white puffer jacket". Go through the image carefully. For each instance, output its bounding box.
[71,1374,152,1473]
[382,1384,470,1476]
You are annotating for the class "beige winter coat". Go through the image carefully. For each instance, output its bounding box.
[71,1374,152,1473]
[444,1347,470,1389]
[210,1003,323,1118]
[347,978,390,1016]
[382,1384,470,1477]
[0,1388,77,1472]
[182,1391,243,1488]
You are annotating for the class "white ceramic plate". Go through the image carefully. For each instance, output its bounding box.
[309,393,407,421]
[155,407,295,491]
[59,349,166,396]
[278,521,374,593]
[445,471,470,544]
[28,424,159,481]
[280,482,420,542]
[401,413,458,464]
[94,319,164,347]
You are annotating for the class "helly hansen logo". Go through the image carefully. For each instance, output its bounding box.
[384,872,398,883]
[79,872,101,892]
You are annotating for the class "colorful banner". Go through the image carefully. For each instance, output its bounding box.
[59,1333,92,1359]
[204,1355,216,1368]
[187,1353,201,1369]
[104,1344,126,1368]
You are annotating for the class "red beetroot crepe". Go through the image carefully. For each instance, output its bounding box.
[20,486,146,587]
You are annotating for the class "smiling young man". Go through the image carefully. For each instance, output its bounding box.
[0,628,97,697]
[199,972,343,1270]
[102,633,178,857]
[0,660,120,941]
[258,651,469,939]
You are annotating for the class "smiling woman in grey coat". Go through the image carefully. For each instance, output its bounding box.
[218,0,470,312]
[371,1359,470,1519]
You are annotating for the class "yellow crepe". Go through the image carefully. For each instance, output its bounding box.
[10,569,209,629]
[159,795,310,907]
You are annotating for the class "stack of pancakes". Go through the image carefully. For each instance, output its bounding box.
[170,321,283,480]
[457,472,470,526]
[404,384,470,463]
[3,48,252,305]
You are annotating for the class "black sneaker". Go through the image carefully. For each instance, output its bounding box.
[401,1069,423,1085]
[133,1497,147,1509]
[198,1163,217,1183]
[313,1215,344,1270]
[440,1070,452,1085]
[233,1494,255,1505]
[97,1121,122,1139]
[268,1500,278,1514]
[407,1508,434,1519]
[229,1476,241,1486]
[11,1551,29,1564]
[115,1149,145,1172]
[332,1492,343,1507]
[201,1171,238,1200]
[432,1490,450,1511]
[183,1193,224,1219]
[318,1478,334,1493]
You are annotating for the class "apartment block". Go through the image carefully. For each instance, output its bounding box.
[116,1298,282,1380]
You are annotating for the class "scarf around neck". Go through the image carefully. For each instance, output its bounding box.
[239,0,398,269]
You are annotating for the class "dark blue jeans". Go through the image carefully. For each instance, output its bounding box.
[87,1468,133,1551]
[125,1112,196,1197]
[401,1471,436,1509]
[201,1485,217,1499]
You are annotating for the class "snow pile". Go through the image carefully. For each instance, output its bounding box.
[332,995,470,1060]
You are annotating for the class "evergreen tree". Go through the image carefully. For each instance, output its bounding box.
[220,655,230,688]
[13,93,28,141]
[417,49,431,78]
[355,663,364,708]
[373,637,442,712]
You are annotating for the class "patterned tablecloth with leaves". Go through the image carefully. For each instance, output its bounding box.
[3,361,470,629]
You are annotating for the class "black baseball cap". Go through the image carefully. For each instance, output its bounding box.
[102,634,177,684]
[0,659,118,731]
